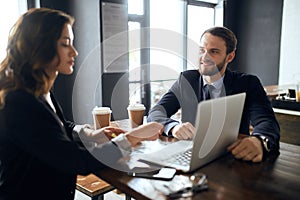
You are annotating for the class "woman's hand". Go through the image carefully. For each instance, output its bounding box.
[83,125,126,144]
[125,122,164,147]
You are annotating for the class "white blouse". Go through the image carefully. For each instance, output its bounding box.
[43,92,56,113]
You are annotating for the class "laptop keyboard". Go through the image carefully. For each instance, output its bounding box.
[165,149,192,166]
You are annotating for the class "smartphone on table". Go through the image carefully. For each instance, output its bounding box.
[128,167,176,181]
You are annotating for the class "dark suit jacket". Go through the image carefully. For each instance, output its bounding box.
[148,69,280,152]
[0,90,123,200]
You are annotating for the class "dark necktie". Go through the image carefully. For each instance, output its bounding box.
[204,84,214,100]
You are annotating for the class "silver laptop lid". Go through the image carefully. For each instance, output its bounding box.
[137,93,246,172]
[189,92,246,171]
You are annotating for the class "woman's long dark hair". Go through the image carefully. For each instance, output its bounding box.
[0,8,74,107]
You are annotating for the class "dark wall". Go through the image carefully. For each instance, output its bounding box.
[41,0,102,123]
[102,73,129,120]
[224,0,283,85]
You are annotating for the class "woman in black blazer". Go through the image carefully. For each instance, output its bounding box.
[0,8,162,200]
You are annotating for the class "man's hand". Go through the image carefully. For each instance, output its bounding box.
[171,122,195,140]
[227,136,263,162]
[125,122,163,147]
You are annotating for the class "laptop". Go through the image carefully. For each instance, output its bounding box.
[140,93,246,172]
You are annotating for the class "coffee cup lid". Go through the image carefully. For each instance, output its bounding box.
[92,106,112,114]
[127,103,146,111]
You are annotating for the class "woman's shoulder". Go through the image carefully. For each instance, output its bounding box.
[6,89,35,101]
[5,89,41,109]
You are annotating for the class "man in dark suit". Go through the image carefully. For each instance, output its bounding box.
[147,26,280,162]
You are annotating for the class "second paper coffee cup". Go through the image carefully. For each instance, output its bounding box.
[127,104,145,128]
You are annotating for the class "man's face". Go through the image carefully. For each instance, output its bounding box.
[198,33,234,77]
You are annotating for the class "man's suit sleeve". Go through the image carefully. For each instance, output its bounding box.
[147,75,183,134]
[246,76,280,152]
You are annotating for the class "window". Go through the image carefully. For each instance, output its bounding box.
[187,4,216,70]
[128,0,223,109]
[128,0,143,15]
[0,0,27,61]
[279,0,300,86]
[149,0,185,108]
[128,21,142,104]
[128,0,146,105]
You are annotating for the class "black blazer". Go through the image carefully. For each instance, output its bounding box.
[148,69,280,151]
[0,90,123,200]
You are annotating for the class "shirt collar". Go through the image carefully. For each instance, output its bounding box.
[202,75,225,91]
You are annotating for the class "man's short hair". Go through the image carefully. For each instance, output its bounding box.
[201,26,237,54]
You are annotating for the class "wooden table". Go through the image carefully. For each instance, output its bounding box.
[95,120,300,200]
